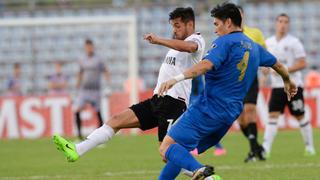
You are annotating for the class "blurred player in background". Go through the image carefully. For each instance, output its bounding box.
[73,39,110,139]
[237,6,266,162]
[157,3,297,179]
[6,63,22,96]
[48,61,68,95]
[263,13,316,157]
[53,7,205,170]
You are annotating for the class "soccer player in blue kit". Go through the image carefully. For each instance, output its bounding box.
[157,3,298,180]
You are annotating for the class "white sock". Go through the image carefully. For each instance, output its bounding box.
[263,117,278,153]
[181,168,193,177]
[76,124,115,156]
[299,117,315,152]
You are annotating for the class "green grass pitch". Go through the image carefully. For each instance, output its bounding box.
[0,129,319,180]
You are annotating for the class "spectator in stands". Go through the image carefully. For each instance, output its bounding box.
[305,65,320,88]
[6,63,22,96]
[48,61,68,95]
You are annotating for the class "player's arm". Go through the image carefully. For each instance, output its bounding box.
[144,33,198,53]
[104,70,111,82]
[49,81,59,89]
[104,67,111,82]
[259,44,297,100]
[288,57,306,73]
[158,60,213,96]
[76,70,83,89]
[271,61,297,101]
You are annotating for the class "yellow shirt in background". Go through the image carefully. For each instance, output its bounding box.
[243,25,266,47]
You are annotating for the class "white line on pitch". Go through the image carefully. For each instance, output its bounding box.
[1,163,319,179]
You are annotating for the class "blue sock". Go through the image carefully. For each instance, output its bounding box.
[158,161,181,180]
[165,143,202,172]
[215,142,223,149]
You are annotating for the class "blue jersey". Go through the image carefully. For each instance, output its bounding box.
[190,75,205,105]
[199,31,276,124]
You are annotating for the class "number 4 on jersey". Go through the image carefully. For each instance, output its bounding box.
[237,51,249,81]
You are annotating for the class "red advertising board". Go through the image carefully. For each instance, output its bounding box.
[0,88,319,139]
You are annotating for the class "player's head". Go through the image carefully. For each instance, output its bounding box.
[85,39,95,57]
[276,13,290,35]
[13,63,21,77]
[169,7,195,40]
[210,2,242,36]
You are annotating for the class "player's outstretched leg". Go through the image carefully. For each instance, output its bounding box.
[53,135,79,162]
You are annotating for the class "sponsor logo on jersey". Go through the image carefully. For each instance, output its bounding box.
[164,56,176,66]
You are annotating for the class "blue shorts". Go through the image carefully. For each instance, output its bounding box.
[167,105,232,154]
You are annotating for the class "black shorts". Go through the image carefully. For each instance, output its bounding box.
[129,95,186,141]
[268,87,305,116]
[243,76,259,104]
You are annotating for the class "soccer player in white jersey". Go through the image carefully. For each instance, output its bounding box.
[53,7,206,166]
[263,13,316,157]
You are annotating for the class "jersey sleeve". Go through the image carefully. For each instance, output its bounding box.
[258,44,277,67]
[292,39,306,59]
[187,35,204,53]
[203,37,227,70]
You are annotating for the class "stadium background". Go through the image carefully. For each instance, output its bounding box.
[0,0,319,138]
[0,0,319,180]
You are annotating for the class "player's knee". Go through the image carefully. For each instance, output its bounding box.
[107,114,122,129]
[159,143,168,158]
[237,112,245,125]
[269,112,280,119]
[295,115,304,121]
[244,104,256,119]
[73,107,81,113]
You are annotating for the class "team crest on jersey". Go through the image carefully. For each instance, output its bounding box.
[211,43,217,49]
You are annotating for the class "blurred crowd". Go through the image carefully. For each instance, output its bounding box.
[1,0,320,97]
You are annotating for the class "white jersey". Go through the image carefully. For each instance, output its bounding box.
[265,34,306,88]
[154,33,205,105]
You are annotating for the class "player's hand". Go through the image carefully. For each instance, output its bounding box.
[158,79,177,97]
[284,79,297,101]
[144,33,160,44]
[261,67,270,75]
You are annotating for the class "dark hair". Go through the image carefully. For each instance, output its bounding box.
[85,39,93,45]
[237,5,244,13]
[210,2,242,27]
[276,13,290,22]
[169,7,195,24]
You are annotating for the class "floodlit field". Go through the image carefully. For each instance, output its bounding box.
[0,129,319,180]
